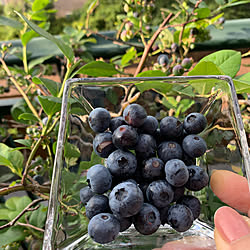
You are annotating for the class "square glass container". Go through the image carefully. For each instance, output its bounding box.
[42,75,250,250]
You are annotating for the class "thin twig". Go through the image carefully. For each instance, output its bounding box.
[0,198,43,230]
[0,183,50,196]
[17,221,45,232]
[134,13,173,76]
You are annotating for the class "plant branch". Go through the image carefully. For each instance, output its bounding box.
[17,221,45,232]
[134,13,173,76]
[0,198,43,230]
[0,183,50,196]
[0,58,40,123]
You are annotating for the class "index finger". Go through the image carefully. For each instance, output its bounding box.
[210,170,250,215]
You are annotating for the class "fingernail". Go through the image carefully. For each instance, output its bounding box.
[215,206,250,243]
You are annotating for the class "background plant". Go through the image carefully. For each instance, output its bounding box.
[0,0,250,248]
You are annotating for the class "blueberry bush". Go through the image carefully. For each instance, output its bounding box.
[0,0,250,248]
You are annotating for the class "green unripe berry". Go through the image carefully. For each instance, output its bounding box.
[181,58,192,69]
[172,65,184,76]
[142,14,152,24]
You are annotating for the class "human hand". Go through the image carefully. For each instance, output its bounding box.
[153,170,250,250]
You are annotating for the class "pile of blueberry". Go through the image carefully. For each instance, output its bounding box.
[79,103,209,244]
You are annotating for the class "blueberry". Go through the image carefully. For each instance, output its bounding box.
[87,164,112,194]
[133,203,161,235]
[146,180,174,208]
[112,125,139,150]
[86,194,110,220]
[182,152,196,166]
[139,182,150,201]
[33,175,43,185]
[182,134,207,158]
[157,141,183,163]
[107,149,137,179]
[88,213,120,244]
[109,116,127,133]
[157,54,169,66]
[177,195,201,220]
[159,205,170,225]
[171,43,179,53]
[93,132,116,158]
[88,107,111,133]
[181,58,192,69]
[79,186,94,205]
[123,104,147,128]
[139,116,158,135]
[160,116,183,140]
[185,165,209,191]
[135,134,157,160]
[109,181,144,217]
[172,65,184,76]
[116,216,133,232]
[165,159,189,187]
[183,112,207,134]
[172,185,185,202]
[190,27,199,36]
[167,204,194,232]
[142,157,164,181]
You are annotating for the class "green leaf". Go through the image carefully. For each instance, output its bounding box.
[121,47,137,66]
[32,0,50,12]
[135,70,172,94]
[199,50,241,78]
[87,0,99,15]
[0,16,23,29]
[28,54,54,70]
[14,139,33,147]
[18,113,40,122]
[195,8,211,18]
[79,151,104,172]
[238,72,250,82]
[0,155,13,169]
[75,61,119,77]
[21,22,49,46]
[64,142,80,159]
[33,77,61,97]
[0,173,15,183]
[15,11,74,62]
[61,169,79,194]
[188,61,224,76]
[233,79,250,93]
[0,226,26,249]
[38,96,62,116]
[29,205,47,228]
[0,144,24,177]
[0,209,9,220]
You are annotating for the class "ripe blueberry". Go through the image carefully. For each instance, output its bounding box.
[133,203,161,235]
[183,112,207,134]
[146,180,174,208]
[158,141,183,163]
[177,195,201,220]
[160,116,183,140]
[123,104,147,128]
[107,149,137,179]
[86,194,110,220]
[109,116,127,133]
[87,164,112,194]
[142,157,164,181]
[135,134,157,160]
[185,165,209,191]
[88,213,120,244]
[167,204,194,232]
[79,186,94,205]
[112,125,138,150]
[165,159,189,187]
[93,132,116,158]
[109,181,144,218]
[139,115,158,135]
[182,134,207,158]
[88,107,111,133]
